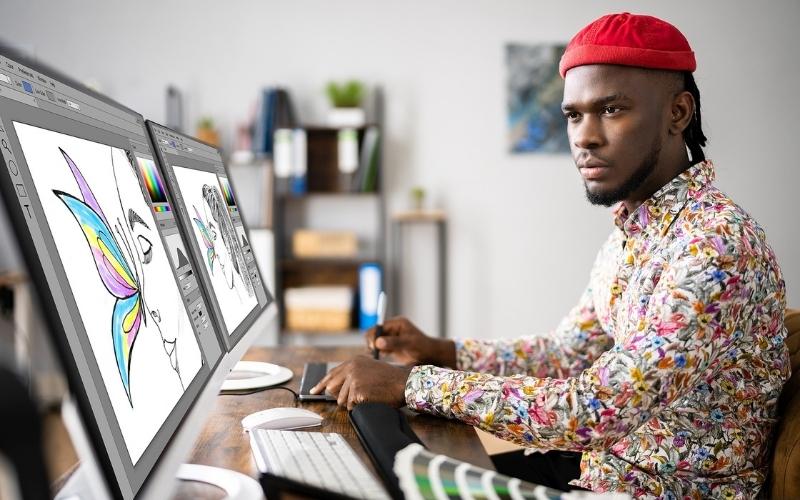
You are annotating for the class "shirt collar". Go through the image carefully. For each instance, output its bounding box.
[613,160,715,238]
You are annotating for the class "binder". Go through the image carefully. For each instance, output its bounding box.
[358,263,382,330]
[291,128,307,194]
[337,128,359,174]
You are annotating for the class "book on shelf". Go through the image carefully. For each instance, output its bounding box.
[264,89,277,154]
[275,88,297,129]
[253,87,297,156]
[354,125,380,192]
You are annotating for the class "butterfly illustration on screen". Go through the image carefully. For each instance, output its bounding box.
[53,148,183,406]
[193,202,239,292]
[192,205,217,272]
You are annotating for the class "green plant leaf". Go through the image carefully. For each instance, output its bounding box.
[326,80,365,108]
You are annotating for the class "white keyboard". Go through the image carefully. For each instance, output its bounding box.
[249,428,391,500]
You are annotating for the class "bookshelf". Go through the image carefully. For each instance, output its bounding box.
[272,125,385,344]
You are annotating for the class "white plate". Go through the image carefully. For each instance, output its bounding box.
[220,361,293,392]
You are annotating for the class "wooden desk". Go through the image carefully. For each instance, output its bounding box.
[47,346,493,498]
[52,345,493,497]
[177,345,493,498]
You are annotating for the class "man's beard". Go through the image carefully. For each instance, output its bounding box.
[585,138,662,207]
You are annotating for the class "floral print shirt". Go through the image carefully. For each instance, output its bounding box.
[405,161,789,498]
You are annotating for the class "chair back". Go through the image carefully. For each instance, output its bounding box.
[768,308,800,499]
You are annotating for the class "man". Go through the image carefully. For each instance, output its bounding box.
[311,13,789,497]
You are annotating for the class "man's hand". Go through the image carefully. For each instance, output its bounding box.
[366,316,457,368]
[309,356,413,410]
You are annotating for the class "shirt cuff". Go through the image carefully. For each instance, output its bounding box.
[405,364,458,417]
[454,338,470,371]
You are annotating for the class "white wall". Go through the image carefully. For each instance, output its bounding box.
[2,0,798,340]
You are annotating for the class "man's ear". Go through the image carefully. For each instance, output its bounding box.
[669,91,695,136]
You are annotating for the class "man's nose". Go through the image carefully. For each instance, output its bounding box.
[572,115,605,151]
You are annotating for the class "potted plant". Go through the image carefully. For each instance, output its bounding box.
[325,80,366,127]
[196,116,220,147]
[411,186,426,211]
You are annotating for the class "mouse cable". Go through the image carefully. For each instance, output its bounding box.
[221,386,300,406]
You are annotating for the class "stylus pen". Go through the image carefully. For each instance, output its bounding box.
[372,291,387,359]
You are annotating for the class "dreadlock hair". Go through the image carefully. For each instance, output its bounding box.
[682,72,707,163]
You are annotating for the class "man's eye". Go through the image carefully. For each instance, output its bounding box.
[564,111,580,121]
[602,106,620,115]
[137,235,153,264]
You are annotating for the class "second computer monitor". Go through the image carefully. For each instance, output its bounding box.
[146,121,271,351]
[0,47,228,499]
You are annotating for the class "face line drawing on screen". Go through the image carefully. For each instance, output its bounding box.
[13,121,203,464]
[53,147,185,405]
[171,165,257,334]
[192,203,228,287]
[192,184,254,297]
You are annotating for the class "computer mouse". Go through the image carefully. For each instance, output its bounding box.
[241,407,323,432]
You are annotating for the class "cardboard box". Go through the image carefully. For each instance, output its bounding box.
[292,230,357,258]
[284,286,353,332]
[286,308,351,332]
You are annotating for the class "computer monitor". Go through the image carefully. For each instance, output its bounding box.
[0,46,244,499]
[145,121,272,352]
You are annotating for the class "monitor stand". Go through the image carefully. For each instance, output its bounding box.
[56,463,263,500]
[220,360,293,393]
[176,464,263,499]
[55,398,263,500]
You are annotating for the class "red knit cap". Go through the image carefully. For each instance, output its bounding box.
[559,12,696,78]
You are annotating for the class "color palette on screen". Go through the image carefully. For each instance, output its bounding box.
[153,205,171,213]
[136,157,168,204]
[218,176,236,207]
